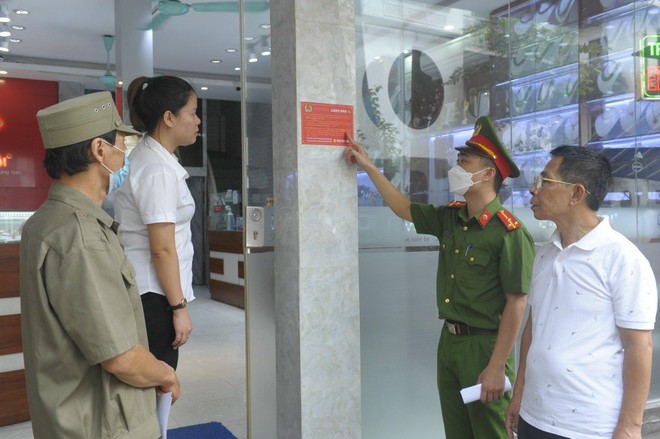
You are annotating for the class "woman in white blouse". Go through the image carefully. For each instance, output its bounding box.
[114,76,199,368]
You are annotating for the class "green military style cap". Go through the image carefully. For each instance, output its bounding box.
[37,91,140,150]
[456,116,520,179]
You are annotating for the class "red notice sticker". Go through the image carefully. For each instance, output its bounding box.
[301,102,354,146]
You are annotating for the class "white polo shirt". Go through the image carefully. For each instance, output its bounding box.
[520,216,657,438]
[114,136,195,303]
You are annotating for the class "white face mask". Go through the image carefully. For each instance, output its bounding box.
[448,166,490,196]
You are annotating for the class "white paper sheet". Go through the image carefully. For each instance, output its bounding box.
[460,377,512,404]
[157,392,172,438]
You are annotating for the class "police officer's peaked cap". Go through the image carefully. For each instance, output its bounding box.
[456,116,520,179]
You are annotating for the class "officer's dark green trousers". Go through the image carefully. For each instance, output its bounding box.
[437,325,515,439]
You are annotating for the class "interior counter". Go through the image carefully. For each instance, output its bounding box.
[208,230,244,309]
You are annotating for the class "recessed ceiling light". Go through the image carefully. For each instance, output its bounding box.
[260,24,270,29]
[0,17,8,24]
[0,30,9,37]
[200,86,209,91]
[234,67,241,71]
[9,38,20,43]
[443,25,455,31]
[244,36,254,41]
[225,48,237,53]
[210,59,221,64]
[0,70,7,75]
[117,80,123,86]
[10,25,24,30]
[14,10,29,15]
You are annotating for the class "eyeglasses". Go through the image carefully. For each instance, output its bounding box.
[532,175,591,195]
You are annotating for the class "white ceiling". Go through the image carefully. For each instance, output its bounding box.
[0,0,272,101]
[0,0,501,102]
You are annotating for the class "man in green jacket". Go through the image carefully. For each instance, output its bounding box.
[21,92,179,438]
[344,116,535,438]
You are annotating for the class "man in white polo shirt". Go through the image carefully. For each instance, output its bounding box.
[505,145,657,439]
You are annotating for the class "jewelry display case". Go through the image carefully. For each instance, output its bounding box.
[488,0,660,207]
[492,0,580,160]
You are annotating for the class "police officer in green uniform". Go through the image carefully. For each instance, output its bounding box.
[344,116,535,439]
[21,92,180,439]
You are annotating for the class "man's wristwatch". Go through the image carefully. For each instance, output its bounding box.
[170,298,187,311]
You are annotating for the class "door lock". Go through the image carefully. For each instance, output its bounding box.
[246,206,265,247]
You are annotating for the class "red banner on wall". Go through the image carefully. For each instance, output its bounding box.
[0,78,58,210]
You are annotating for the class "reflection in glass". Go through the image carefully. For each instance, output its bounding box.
[387,50,444,129]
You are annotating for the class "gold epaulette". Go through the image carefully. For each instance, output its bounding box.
[446,201,467,209]
[496,209,521,231]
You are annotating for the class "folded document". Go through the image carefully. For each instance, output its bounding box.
[460,377,512,404]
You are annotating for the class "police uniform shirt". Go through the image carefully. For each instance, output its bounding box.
[410,198,536,329]
[20,182,160,439]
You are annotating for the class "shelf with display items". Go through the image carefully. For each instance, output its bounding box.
[497,104,579,156]
[587,93,660,141]
[579,2,658,148]
[503,0,579,75]
[509,28,579,79]
[491,0,580,122]
[491,0,659,156]
[584,0,659,48]
[509,0,579,42]
[492,63,579,119]
[578,3,657,100]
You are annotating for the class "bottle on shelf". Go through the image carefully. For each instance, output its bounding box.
[225,206,235,231]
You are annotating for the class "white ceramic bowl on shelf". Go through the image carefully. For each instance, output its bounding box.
[645,100,660,132]
[619,101,637,135]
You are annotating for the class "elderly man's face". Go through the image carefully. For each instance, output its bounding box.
[528,156,578,221]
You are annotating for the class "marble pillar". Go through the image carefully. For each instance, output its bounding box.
[271,1,361,438]
[114,0,153,119]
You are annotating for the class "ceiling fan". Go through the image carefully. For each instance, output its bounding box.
[149,1,270,30]
[98,35,116,90]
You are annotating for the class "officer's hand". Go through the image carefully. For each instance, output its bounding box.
[343,133,374,169]
[478,366,507,403]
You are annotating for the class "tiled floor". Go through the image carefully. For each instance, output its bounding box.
[3,287,660,439]
[0,286,247,439]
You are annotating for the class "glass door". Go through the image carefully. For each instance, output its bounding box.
[240,3,277,438]
[355,0,660,437]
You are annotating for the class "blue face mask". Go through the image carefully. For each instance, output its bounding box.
[100,140,129,193]
[110,153,130,192]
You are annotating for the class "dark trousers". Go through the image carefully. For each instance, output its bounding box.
[141,292,179,369]
[518,416,569,439]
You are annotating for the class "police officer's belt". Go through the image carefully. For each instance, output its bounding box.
[445,320,498,336]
